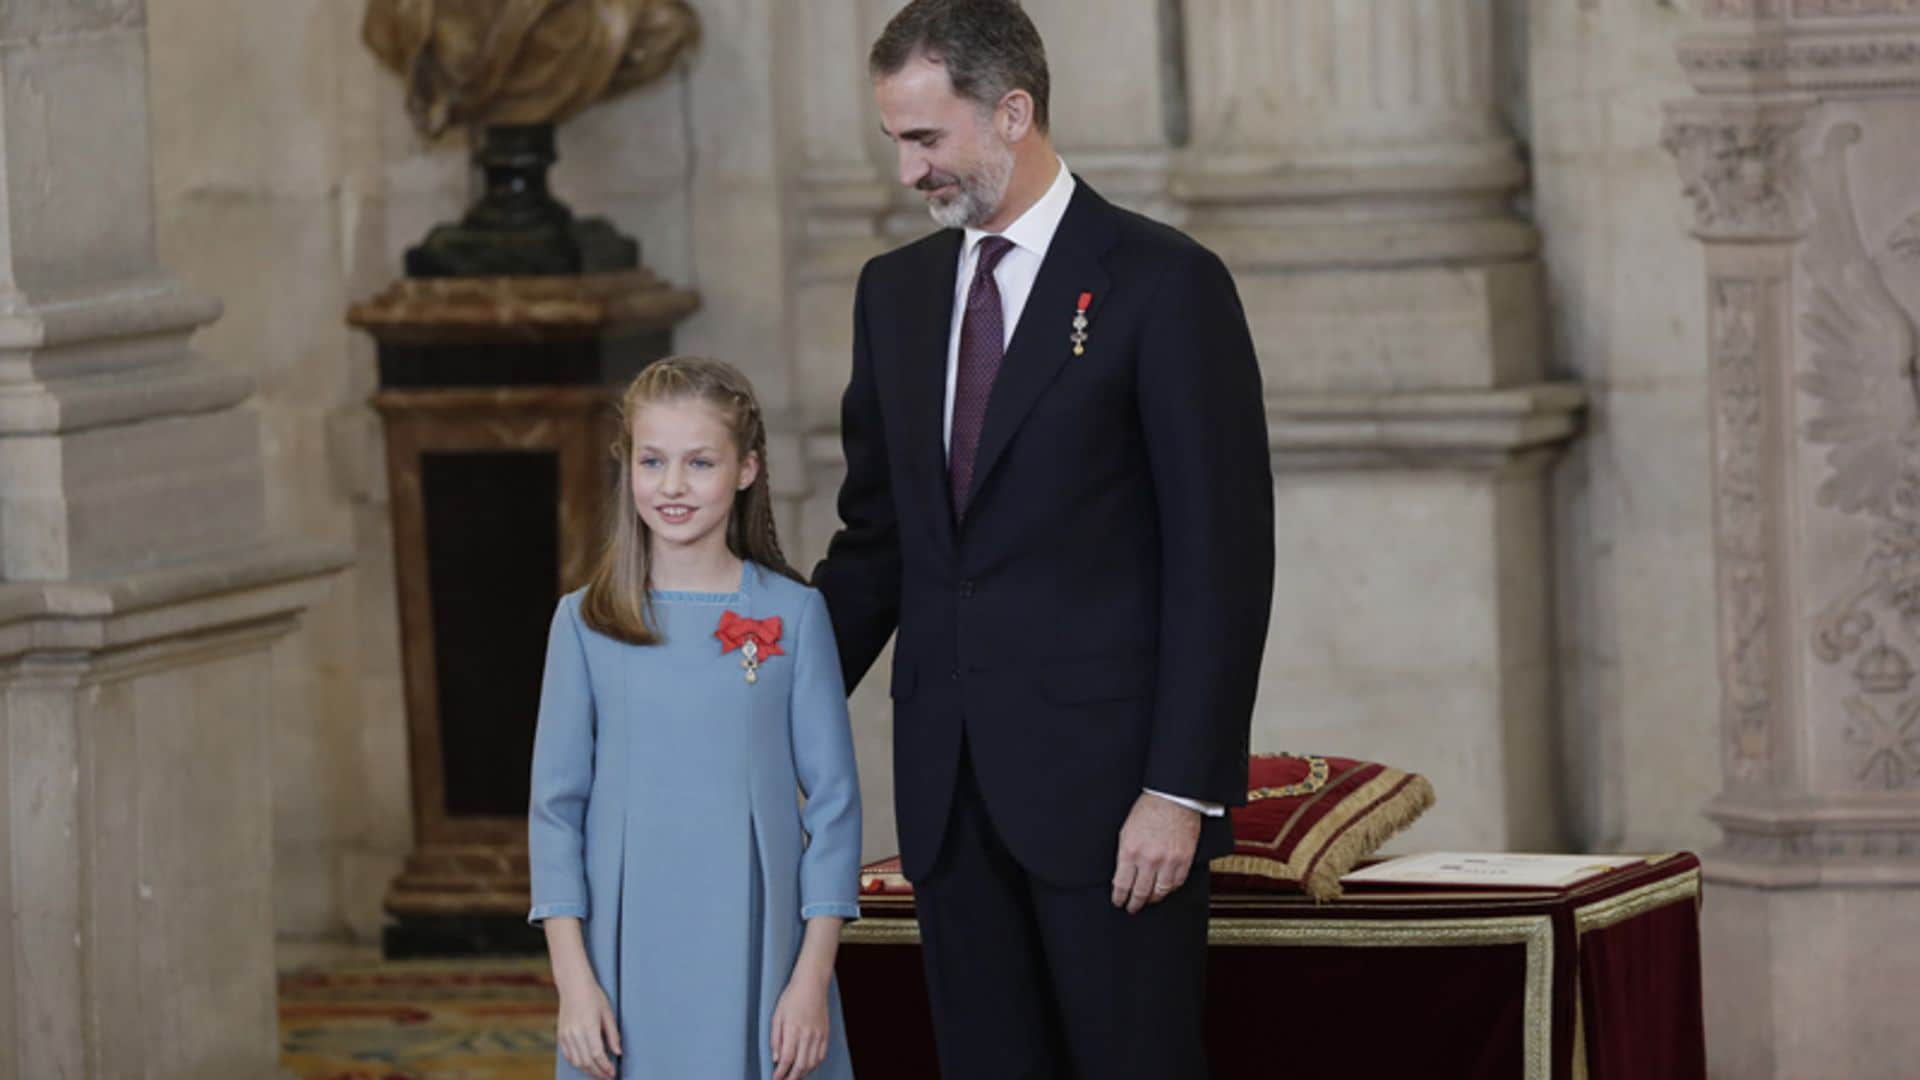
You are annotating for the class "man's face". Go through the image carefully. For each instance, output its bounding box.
[875,54,1015,229]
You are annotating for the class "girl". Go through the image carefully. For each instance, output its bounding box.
[528,357,861,1080]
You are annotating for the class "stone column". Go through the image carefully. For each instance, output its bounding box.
[1172,0,1582,850]
[0,3,345,1077]
[1665,7,1920,1077]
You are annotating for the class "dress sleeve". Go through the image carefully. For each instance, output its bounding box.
[790,589,863,921]
[527,595,595,925]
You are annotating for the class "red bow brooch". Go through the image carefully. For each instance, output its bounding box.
[715,611,784,684]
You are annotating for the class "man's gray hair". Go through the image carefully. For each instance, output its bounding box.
[870,0,1051,133]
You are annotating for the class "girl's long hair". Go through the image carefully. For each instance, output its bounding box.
[580,356,806,645]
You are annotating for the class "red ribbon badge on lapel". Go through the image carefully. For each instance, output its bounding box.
[1071,291,1092,356]
[716,611,783,684]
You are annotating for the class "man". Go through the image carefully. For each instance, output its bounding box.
[812,2,1274,1075]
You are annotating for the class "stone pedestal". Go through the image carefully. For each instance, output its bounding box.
[348,271,697,956]
[1172,0,1583,850]
[0,4,348,1076]
[0,547,339,1079]
[1664,8,1920,1076]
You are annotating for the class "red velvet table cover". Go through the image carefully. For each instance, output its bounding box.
[836,853,1705,1079]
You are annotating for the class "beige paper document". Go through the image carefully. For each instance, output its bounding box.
[1342,852,1648,888]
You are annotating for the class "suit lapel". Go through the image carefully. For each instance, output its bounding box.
[907,229,963,545]
[964,181,1118,516]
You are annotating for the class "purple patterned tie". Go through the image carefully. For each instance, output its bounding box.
[949,235,1015,521]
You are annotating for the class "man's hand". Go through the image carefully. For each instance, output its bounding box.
[1111,793,1203,913]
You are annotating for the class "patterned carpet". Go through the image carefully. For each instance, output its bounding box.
[280,960,558,1080]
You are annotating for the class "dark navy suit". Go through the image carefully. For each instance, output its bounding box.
[815,179,1275,1079]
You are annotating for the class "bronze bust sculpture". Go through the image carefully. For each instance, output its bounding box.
[363,0,699,136]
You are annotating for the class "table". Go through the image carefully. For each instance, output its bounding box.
[836,853,1705,1079]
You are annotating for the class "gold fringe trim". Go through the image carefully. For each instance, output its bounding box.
[1211,774,1436,902]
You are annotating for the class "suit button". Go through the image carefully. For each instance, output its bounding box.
[958,580,975,598]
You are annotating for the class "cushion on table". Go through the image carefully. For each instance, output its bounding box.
[1209,752,1435,900]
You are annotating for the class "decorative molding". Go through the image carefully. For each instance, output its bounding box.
[1701,0,1785,16]
[1661,104,1809,240]
[796,386,1588,476]
[1719,825,1920,857]
[1679,35,1920,94]
[1708,797,1920,873]
[1264,384,1585,472]
[1709,277,1778,781]
[0,539,348,661]
[1183,218,1539,273]
[1695,0,1920,15]
[1795,0,1920,15]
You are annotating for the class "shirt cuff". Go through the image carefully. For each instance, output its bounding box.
[527,901,588,926]
[1143,788,1225,817]
[800,900,862,922]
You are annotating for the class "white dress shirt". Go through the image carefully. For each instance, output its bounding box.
[942,157,1223,820]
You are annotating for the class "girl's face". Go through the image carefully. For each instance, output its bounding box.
[630,399,758,556]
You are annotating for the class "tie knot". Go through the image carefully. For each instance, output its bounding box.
[974,236,1015,277]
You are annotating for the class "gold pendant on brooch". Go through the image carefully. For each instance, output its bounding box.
[1071,290,1093,357]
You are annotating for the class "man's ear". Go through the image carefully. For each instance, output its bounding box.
[998,89,1035,142]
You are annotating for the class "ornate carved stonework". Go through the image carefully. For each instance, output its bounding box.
[1842,696,1920,789]
[1679,38,1920,94]
[1662,110,1806,239]
[1702,0,1784,16]
[1711,278,1777,780]
[1888,213,1920,263]
[1716,818,1920,861]
[1798,123,1920,791]
[1796,0,1920,14]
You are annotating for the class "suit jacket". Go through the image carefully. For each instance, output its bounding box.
[813,179,1275,886]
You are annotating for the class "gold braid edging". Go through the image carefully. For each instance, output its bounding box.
[1573,867,1702,935]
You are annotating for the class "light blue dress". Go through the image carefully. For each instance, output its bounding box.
[527,561,861,1079]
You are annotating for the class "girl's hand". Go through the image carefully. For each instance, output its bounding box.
[556,980,622,1080]
[770,974,830,1080]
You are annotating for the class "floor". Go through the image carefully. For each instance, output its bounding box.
[279,957,558,1080]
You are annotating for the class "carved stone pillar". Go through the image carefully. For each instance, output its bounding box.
[0,3,346,1076]
[1665,8,1920,1076]
[1172,0,1583,850]
[1177,0,1528,270]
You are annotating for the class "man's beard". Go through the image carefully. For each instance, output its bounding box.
[922,138,1015,230]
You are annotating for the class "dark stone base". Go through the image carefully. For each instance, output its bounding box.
[401,125,642,278]
[383,914,547,959]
